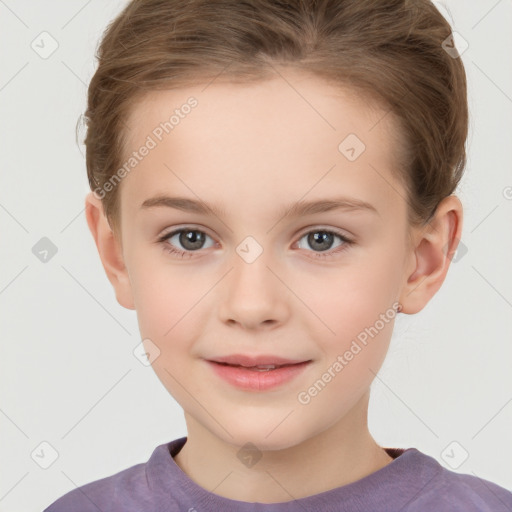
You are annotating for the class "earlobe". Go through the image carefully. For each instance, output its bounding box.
[399,195,463,314]
[84,191,136,310]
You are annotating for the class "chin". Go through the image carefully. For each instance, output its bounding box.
[215,421,308,453]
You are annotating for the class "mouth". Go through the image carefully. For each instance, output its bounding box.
[204,356,312,391]
[207,353,311,368]
[209,361,308,371]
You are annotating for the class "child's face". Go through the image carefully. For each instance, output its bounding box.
[108,72,417,449]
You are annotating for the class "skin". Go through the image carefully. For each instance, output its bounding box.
[85,69,463,503]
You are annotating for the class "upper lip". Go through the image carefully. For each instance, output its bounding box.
[206,354,311,367]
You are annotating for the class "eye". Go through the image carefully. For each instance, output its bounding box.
[157,227,354,259]
[157,227,215,258]
[295,228,354,259]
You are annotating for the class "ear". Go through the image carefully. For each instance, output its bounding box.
[84,191,136,310]
[398,194,463,314]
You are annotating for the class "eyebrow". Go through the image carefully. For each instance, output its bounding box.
[140,195,379,220]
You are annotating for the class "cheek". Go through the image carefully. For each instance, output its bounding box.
[295,253,400,386]
[306,295,395,412]
[130,261,207,344]
[304,260,401,339]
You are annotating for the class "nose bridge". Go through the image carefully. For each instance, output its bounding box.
[219,235,286,328]
[231,234,276,297]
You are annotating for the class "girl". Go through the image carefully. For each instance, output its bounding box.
[45,0,512,510]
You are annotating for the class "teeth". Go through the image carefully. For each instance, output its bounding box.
[236,364,280,371]
[215,362,284,370]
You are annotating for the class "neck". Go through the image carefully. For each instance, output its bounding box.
[173,392,393,503]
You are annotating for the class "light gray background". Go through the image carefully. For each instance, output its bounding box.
[1,1,511,510]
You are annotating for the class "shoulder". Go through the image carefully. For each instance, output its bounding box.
[42,441,180,512]
[403,450,512,512]
[42,461,147,512]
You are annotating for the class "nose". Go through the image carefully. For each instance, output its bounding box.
[218,246,289,330]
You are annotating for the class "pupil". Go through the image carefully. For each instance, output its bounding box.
[181,230,204,250]
[309,231,333,252]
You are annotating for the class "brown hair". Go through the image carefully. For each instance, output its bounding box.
[82,0,468,238]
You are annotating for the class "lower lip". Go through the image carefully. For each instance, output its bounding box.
[205,360,311,391]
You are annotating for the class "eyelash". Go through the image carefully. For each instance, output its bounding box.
[156,226,354,260]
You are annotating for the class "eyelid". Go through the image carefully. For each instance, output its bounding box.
[157,224,217,241]
[295,224,354,240]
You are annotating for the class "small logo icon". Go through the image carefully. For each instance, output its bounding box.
[445,237,468,263]
[133,338,161,366]
[338,133,366,162]
[31,441,59,469]
[236,236,263,264]
[31,31,59,59]
[441,441,469,469]
[237,442,262,468]
[32,237,58,263]
[442,32,469,59]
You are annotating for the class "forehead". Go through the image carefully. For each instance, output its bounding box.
[124,72,392,148]
[119,72,406,223]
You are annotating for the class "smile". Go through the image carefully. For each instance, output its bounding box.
[205,360,312,391]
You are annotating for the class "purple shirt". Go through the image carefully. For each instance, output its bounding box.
[44,436,512,511]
